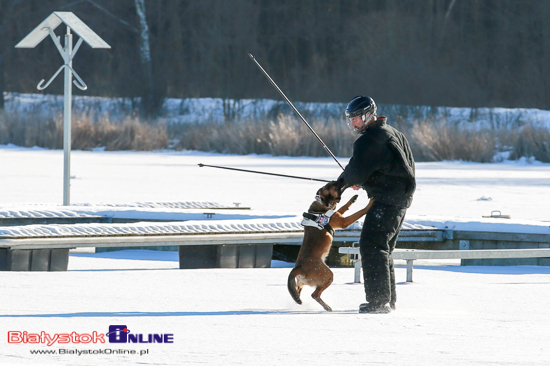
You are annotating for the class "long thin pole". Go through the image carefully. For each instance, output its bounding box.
[198,163,330,183]
[63,27,73,206]
[248,53,344,171]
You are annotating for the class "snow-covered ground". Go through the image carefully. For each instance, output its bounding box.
[1,146,550,365]
[2,144,550,220]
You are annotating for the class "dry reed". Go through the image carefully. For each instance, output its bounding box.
[175,115,550,163]
[1,109,549,163]
[0,111,168,151]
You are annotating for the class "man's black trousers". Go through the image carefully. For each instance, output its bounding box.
[359,201,407,306]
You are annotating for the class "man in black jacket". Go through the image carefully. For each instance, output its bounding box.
[337,96,416,314]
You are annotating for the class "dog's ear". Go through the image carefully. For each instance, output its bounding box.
[333,179,347,196]
[323,180,341,203]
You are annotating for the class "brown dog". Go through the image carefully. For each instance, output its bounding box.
[287,181,373,311]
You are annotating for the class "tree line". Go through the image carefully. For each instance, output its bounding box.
[1,0,550,116]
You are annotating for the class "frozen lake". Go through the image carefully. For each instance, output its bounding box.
[1,146,550,365]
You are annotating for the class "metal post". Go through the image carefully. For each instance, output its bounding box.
[406,259,414,282]
[63,27,73,206]
[354,260,361,283]
[352,241,361,283]
[15,12,111,206]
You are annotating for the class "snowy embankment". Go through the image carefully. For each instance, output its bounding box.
[6,92,550,129]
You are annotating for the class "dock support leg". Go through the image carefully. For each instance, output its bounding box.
[354,260,361,283]
[179,244,273,269]
[0,248,70,271]
[406,259,414,282]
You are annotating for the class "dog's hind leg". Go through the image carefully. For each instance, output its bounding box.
[287,267,304,305]
[314,296,332,312]
[311,267,334,312]
[312,284,333,312]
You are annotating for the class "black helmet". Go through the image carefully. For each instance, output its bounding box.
[345,96,377,119]
[345,96,377,134]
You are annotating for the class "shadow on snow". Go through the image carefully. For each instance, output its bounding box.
[0,310,356,318]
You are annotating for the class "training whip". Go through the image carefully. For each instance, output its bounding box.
[198,163,330,183]
[248,53,344,171]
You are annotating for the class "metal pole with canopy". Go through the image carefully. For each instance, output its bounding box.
[15,12,111,205]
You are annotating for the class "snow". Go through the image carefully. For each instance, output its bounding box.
[2,252,550,365]
[1,145,549,231]
[0,217,305,238]
[6,92,550,129]
[1,146,550,365]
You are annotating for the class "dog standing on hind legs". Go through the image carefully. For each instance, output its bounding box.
[287,181,374,312]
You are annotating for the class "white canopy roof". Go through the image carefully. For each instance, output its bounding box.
[15,11,110,49]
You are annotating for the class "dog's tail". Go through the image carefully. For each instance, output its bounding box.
[287,266,303,305]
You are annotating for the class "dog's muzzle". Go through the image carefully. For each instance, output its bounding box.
[315,194,337,210]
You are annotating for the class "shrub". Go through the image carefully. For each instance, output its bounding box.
[0,111,168,151]
[174,115,355,157]
[404,119,497,162]
[2,108,549,163]
[508,124,550,162]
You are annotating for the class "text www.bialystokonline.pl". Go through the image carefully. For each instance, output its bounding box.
[30,348,150,356]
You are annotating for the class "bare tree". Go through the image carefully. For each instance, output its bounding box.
[134,0,155,116]
[0,0,22,110]
[2,0,550,111]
